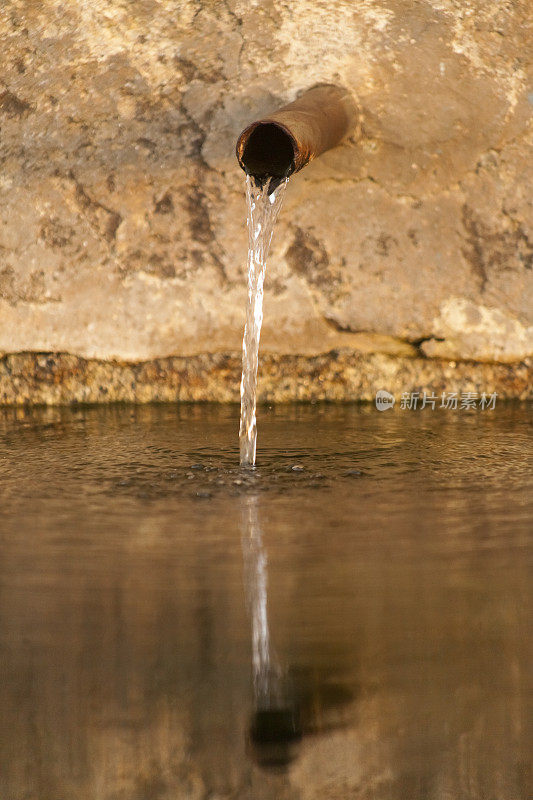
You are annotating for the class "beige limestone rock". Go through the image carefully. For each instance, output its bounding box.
[0,0,532,401]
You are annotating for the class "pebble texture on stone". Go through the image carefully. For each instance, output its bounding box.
[0,352,530,405]
[0,1,532,403]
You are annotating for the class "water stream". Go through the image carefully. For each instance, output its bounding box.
[239,175,289,466]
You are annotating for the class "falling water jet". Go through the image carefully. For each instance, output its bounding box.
[238,176,288,467]
[236,85,358,467]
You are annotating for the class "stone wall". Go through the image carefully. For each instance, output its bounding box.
[0,0,532,402]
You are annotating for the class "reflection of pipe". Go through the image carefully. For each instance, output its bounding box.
[236,85,357,184]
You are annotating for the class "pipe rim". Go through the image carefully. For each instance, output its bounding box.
[236,120,299,182]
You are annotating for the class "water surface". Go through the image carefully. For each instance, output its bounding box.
[0,403,531,799]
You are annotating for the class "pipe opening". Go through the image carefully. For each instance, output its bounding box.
[240,123,296,183]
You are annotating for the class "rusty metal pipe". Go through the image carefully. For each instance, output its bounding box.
[236,85,357,185]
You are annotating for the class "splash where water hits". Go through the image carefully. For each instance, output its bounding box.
[239,175,289,467]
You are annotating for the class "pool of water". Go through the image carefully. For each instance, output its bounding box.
[0,403,531,799]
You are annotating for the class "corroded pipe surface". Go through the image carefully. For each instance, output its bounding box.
[236,85,357,184]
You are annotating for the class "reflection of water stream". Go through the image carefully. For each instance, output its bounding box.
[240,494,301,768]
[241,493,281,705]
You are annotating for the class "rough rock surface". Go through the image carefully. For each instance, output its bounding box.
[0,351,530,404]
[0,0,532,402]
